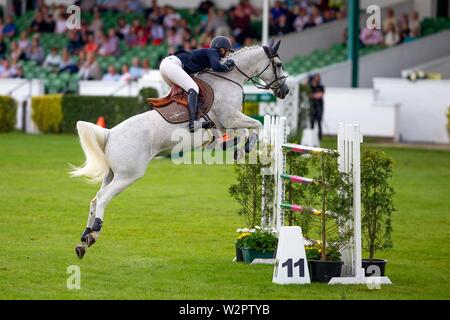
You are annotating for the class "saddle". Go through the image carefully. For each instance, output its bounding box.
[147,77,214,124]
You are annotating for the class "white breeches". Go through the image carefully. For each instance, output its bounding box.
[159,56,199,94]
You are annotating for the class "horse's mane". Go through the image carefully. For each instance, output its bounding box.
[228,45,262,58]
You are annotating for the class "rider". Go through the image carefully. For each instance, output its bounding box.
[159,36,236,132]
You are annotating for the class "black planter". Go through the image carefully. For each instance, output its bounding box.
[362,259,387,277]
[235,244,244,262]
[308,260,343,283]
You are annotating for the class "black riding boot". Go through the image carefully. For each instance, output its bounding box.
[187,89,212,132]
[188,89,199,132]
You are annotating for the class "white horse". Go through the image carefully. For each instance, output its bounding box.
[71,40,289,259]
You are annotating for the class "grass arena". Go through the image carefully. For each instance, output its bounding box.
[0,133,448,299]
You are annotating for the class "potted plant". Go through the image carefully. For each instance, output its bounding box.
[234,228,251,262]
[240,226,278,264]
[299,151,354,282]
[361,149,396,277]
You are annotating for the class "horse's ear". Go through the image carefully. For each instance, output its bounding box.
[269,38,275,47]
[272,39,281,55]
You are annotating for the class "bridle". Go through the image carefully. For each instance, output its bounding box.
[234,47,287,92]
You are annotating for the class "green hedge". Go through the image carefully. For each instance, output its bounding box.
[61,87,157,133]
[0,96,17,133]
[29,87,158,133]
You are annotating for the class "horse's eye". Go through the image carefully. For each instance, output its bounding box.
[276,62,282,68]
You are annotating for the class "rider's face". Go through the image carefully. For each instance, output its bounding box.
[219,48,230,58]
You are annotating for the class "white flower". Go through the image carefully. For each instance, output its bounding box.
[249,229,256,233]
[255,226,261,229]
[242,228,250,233]
[236,228,243,233]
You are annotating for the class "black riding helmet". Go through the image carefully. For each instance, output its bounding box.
[210,36,234,57]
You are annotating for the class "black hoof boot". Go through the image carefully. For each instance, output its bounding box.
[92,218,103,232]
[80,227,92,243]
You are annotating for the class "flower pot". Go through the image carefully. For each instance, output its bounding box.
[362,259,388,277]
[235,244,244,262]
[241,248,275,264]
[308,260,343,283]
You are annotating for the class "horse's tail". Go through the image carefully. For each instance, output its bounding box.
[70,121,110,183]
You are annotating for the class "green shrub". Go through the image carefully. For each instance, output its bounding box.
[61,92,156,133]
[0,96,17,133]
[31,95,63,133]
[138,87,159,110]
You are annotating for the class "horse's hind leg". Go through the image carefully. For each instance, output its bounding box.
[85,172,144,245]
[76,171,114,259]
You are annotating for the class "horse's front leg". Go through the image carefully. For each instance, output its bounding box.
[220,111,263,159]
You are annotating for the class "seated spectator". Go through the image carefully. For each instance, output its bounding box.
[274,15,292,35]
[67,30,84,55]
[136,29,149,47]
[0,34,6,59]
[205,8,231,37]
[59,49,78,74]
[166,27,182,48]
[44,13,55,32]
[10,41,26,61]
[117,18,130,40]
[163,6,181,29]
[409,11,421,38]
[78,52,101,80]
[3,15,18,38]
[150,19,164,45]
[303,15,317,30]
[384,22,400,47]
[383,8,397,33]
[98,29,119,56]
[9,58,23,78]
[120,64,132,82]
[130,57,143,79]
[231,3,252,45]
[43,47,62,69]
[18,31,31,51]
[89,10,103,33]
[142,59,151,74]
[360,26,383,46]
[102,64,120,81]
[323,9,336,23]
[26,38,45,64]
[0,59,11,78]
[271,0,287,25]
[0,17,4,35]
[84,34,98,54]
[293,7,309,31]
[399,14,410,42]
[311,5,324,25]
[54,13,67,34]
[30,12,48,33]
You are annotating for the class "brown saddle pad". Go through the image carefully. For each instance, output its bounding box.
[147,77,214,124]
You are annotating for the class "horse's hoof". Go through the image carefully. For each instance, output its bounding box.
[86,232,97,247]
[75,244,86,259]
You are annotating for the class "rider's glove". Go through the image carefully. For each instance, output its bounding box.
[223,59,235,71]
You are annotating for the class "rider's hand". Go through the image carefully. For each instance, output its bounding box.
[223,59,235,71]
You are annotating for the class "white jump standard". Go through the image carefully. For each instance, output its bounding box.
[261,115,392,285]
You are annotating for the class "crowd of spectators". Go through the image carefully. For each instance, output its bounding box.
[4,1,422,83]
[358,8,422,48]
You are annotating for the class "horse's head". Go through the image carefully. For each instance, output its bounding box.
[258,39,289,99]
